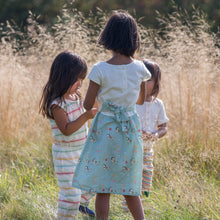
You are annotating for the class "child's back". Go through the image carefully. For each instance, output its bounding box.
[89,60,149,107]
[72,57,151,194]
[72,10,151,220]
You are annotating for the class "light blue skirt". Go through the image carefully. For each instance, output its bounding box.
[72,101,143,196]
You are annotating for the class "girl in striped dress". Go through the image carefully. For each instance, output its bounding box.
[136,59,169,197]
[40,51,97,219]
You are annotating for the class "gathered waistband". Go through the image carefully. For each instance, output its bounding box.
[99,101,137,133]
[101,111,135,117]
[100,101,136,114]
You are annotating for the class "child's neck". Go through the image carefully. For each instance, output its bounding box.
[145,95,154,102]
[107,51,133,65]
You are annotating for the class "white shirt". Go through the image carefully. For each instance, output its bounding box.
[136,98,169,133]
[88,59,151,108]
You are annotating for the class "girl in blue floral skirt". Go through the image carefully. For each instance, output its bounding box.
[72,10,151,220]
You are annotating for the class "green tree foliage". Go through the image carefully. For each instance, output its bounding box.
[70,0,220,32]
[0,0,219,33]
[0,0,65,28]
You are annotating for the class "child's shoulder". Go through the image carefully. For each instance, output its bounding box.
[51,97,81,112]
[51,97,61,106]
[154,97,162,103]
[92,61,107,68]
[90,60,147,76]
[154,98,163,104]
[153,98,166,108]
[51,98,68,108]
[132,59,144,64]
[90,61,108,72]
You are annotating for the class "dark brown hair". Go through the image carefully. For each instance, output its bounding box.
[39,51,87,119]
[143,59,161,98]
[98,10,140,57]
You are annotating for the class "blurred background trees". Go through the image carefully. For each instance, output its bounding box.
[0,0,219,34]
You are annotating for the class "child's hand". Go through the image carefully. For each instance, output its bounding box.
[142,131,158,141]
[86,108,98,119]
[142,131,152,140]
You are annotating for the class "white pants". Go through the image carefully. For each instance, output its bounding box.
[52,144,94,219]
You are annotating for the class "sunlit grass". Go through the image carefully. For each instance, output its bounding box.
[0,6,219,220]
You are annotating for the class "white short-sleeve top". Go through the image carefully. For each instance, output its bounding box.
[88,59,151,108]
[136,98,169,133]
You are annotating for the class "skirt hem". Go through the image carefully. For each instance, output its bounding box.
[72,184,141,196]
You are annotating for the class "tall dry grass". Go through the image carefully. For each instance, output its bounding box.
[141,8,220,140]
[0,9,106,145]
[0,8,219,144]
[0,6,219,219]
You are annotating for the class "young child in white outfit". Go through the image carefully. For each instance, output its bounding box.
[40,51,97,219]
[136,59,169,197]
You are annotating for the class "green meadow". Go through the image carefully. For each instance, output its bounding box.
[0,8,219,219]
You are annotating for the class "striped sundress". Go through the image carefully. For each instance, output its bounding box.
[50,97,94,220]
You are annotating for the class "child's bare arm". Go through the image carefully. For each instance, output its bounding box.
[136,82,145,105]
[142,123,168,141]
[155,123,168,138]
[84,80,100,110]
[51,105,97,136]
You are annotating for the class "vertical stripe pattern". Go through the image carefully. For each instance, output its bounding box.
[142,141,154,193]
[50,98,94,219]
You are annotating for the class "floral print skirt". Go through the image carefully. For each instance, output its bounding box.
[72,101,143,196]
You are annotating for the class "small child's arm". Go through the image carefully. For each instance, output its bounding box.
[51,105,97,136]
[84,80,100,110]
[155,123,168,138]
[142,123,168,141]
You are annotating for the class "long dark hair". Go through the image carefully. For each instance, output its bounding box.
[143,59,161,98]
[39,51,87,119]
[98,10,140,57]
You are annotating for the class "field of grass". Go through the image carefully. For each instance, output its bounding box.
[0,7,219,219]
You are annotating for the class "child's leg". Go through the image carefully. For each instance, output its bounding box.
[57,186,81,219]
[79,190,95,217]
[80,190,94,207]
[142,145,154,194]
[121,197,129,211]
[95,193,110,220]
[124,195,145,220]
[53,146,82,219]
